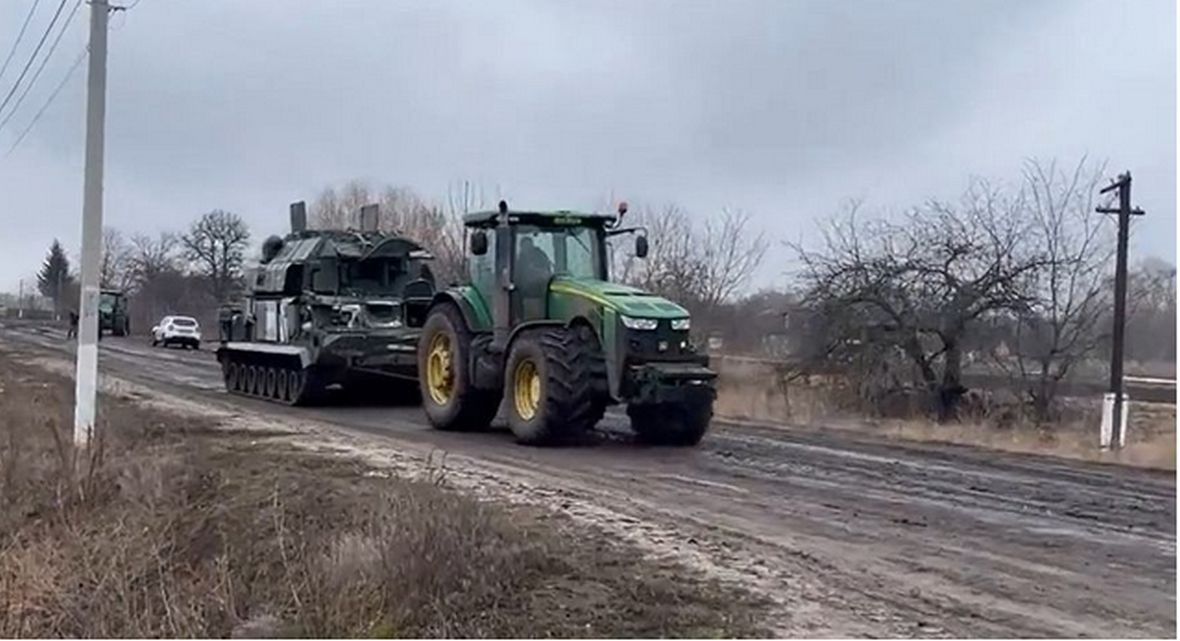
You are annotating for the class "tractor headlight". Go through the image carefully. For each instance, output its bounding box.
[620,315,658,331]
[670,317,691,331]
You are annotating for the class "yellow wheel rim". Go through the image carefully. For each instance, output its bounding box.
[513,358,541,421]
[426,333,454,405]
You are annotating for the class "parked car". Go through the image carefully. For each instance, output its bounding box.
[151,316,202,349]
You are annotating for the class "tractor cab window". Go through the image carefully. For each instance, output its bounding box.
[98,294,116,312]
[514,225,601,282]
[515,229,556,284]
[561,226,599,279]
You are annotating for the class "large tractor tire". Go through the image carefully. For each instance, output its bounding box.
[504,327,598,446]
[627,396,714,446]
[418,304,498,431]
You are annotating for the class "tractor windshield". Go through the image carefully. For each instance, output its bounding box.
[514,224,603,281]
[98,293,116,312]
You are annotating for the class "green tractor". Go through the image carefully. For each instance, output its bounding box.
[98,289,130,337]
[417,201,716,446]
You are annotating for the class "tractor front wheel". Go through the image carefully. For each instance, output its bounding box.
[627,396,713,446]
[418,304,497,431]
[505,328,598,446]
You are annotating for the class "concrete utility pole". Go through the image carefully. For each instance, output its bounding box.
[74,0,111,447]
[1096,172,1145,450]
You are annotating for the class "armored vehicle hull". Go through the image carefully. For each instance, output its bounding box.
[216,201,435,405]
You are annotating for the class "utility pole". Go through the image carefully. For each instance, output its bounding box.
[1096,171,1145,450]
[17,279,23,318]
[74,0,111,447]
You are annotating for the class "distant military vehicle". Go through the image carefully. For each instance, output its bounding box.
[98,289,130,337]
[216,202,436,405]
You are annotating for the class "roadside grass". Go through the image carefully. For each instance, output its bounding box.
[0,349,768,638]
[714,361,1176,471]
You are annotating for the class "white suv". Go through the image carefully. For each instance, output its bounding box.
[151,315,202,350]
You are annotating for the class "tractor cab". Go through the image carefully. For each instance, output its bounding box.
[463,205,647,325]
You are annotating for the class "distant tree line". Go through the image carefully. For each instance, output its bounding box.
[25,160,1176,426]
[32,210,252,332]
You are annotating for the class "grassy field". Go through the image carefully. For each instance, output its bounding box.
[0,349,769,638]
[712,356,1176,470]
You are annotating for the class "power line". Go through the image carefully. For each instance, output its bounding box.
[0,0,70,118]
[0,0,84,134]
[5,44,87,157]
[0,0,43,83]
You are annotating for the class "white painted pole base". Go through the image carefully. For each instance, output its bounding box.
[1099,392,1129,450]
[73,341,98,446]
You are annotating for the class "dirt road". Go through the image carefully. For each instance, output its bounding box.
[3,324,1174,638]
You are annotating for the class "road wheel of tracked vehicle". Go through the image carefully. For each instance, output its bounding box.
[504,328,597,446]
[264,367,278,399]
[224,361,240,393]
[418,304,497,431]
[245,365,259,396]
[276,369,290,402]
[627,397,713,446]
[287,368,313,406]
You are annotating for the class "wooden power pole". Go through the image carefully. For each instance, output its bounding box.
[1096,172,1144,450]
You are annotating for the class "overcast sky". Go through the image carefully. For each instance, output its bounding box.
[0,0,1174,294]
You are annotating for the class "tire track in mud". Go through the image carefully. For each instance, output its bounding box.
[3,326,1175,638]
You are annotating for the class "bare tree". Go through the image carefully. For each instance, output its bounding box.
[699,209,769,312]
[100,227,135,291]
[311,179,373,229]
[129,233,179,285]
[180,210,251,303]
[794,181,1044,420]
[613,204,768,332]
[128,232,210,331]
[615,204,704,300]
[1125,257,1178,366]
[1007,158,1113,421]
[311,178,475,286]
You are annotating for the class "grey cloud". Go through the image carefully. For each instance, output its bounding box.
[0,0,1173,292]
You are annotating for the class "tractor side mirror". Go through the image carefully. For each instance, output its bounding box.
[635,235,649,259]
[470,230,488,256]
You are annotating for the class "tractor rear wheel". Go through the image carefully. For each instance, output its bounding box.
[627,397,713,446]
[418,304,498,431]
[505,328,598,446]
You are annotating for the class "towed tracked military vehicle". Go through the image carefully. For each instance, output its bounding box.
[216,202,436,404]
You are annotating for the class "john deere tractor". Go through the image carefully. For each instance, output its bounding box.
[418,201,716,446]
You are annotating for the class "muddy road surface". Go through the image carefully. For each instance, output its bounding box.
[3,324,1175,638]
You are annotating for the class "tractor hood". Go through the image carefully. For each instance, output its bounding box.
[550,278,689,320]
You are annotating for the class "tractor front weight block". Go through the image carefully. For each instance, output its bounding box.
[627,362,717,405]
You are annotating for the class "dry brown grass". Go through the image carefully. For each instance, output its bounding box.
[0,350,768,638]
[713,358,1176,471]
[862,410,1176,471]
